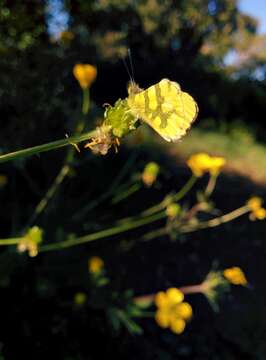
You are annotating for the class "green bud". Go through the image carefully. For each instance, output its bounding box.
[103,99,138,138]
[166,203,181,219]
[142,162,160,187]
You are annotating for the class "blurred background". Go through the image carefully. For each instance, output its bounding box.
[0,0,266,358]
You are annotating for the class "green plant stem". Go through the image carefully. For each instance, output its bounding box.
[40,211,166,252]
[173,174,197,202]
[27,101,89,226]
[0,131,96,164]
[0,238,21,245]
[27,164,71,226]
[141,175,197,217]
[141,227,166,241]
[73,152,139,221]
[82,88,90,115]
[111,182,141,204]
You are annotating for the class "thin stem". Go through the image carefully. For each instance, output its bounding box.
[141,205,251,242]
[0,238,21,245]
[27,164,71,226]
[40,211,166,252]
[173,174,197,202]
[184,202,205,221]
[205,174,217,197]
[27,102,88,226]
[82,88,90,115]
[179,205,250,233]
[111,182,141,204]
[134,283,204,304]
[142,227,166,241]
[0,131,96,164]
[141,175,197,217]
[179,284,205,294]
[140,197,170,217]
[73,152,139,221]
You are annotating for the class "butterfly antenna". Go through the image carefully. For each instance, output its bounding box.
[127,48,135,84]
[122,53,133,84]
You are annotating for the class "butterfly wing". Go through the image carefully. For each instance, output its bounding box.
[127,78,198,142]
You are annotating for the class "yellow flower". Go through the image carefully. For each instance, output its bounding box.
[247,196,263,211]
[223,267,248,286]
[74,292,87,305]
[187,153,226,177]
[247,197,266,220]
[88,256,104,274]
[142,162,160,187]
[253,207,266,220]
[73,64,97,89]
[154,288,192,334]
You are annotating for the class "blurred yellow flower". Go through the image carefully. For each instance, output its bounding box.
[88,256,104,274]
[17,226,43,257]
[223,267,248,286]
[74,292,87,305]
[187,153,226,177]
[73,64,97,89]
[142,162,160,187]
[247,196,262,211]
[0,175,7,187]
[253,207,266,220]
[247,196,266,220]
[154,288,192,334]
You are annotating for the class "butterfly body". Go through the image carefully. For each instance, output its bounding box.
[127,78,198,142]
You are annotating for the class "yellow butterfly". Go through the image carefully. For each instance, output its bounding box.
[127,78,198,142]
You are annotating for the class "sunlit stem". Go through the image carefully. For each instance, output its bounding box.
[179,205,250,233]
[205,173,218,197]
[134,283,205,304]
[142,205,251,242]
[141,175,197,217]
[0,131,96,164]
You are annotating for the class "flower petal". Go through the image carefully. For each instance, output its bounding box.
[155,309,170,328]
[166,288,184,305]
[176,302,193,320]
[169,317,186,334]
[154,291,168,308]
[223,267,248,286]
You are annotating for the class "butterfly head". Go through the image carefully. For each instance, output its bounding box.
[127,80,143,96]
